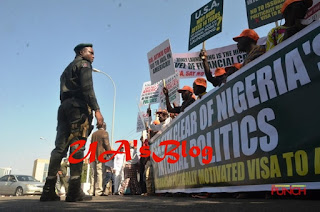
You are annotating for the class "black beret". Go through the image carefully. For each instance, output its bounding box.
[74,43,93,53]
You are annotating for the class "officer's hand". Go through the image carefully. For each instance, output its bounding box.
[95,110,104,128]
[163,87,169,96]
[199,49,207,60]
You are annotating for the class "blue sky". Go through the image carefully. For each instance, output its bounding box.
[0,0,275,175]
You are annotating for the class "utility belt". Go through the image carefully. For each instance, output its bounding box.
[61,92,83,103]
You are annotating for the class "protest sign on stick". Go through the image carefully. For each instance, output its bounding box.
[188,0,224,50]
[245,0,285,29]
[136,111,149,133]
[159,72,180,110]
[139,81,161,106]
[148,39,175,84]
[301,0,320,25]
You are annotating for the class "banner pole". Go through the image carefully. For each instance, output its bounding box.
[201,41,206,59]
[146,104,150,128]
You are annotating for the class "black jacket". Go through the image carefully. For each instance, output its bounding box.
[60,56,100,111]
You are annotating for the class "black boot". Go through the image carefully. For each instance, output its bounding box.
[40,177,60,201]
[66,178,92,202]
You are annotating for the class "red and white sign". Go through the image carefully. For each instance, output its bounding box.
[302,0,320,25]
[172,37,266,78]
[148,39,175,84]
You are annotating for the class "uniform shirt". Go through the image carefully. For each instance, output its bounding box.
[60,56,100,111]
[266,26,288,51]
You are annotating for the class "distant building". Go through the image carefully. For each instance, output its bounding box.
[0,167,12,177]
[32,159,49,182]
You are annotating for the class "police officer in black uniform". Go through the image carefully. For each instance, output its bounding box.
[40,43,104,202]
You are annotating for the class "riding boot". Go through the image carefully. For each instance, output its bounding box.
[66,178,92,202]
[40,177,60,201]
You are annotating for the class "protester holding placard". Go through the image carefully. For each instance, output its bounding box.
[266,0,313,51]
[232,29,266,67]
[213,67,227,86]
[199,49,225,87]
[199,49,240,87]
[163,86,195,114]
[193,77,207,100]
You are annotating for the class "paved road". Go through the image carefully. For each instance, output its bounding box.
[0,195,319,212]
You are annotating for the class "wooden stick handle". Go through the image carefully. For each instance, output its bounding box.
[201,41,206,59]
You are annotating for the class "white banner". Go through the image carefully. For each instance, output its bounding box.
[173,37,266,78]
[148,39,175,84]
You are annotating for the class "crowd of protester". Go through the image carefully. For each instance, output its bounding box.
[143,0,315,200]
[84,0,314,200]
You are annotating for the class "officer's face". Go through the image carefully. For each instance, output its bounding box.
[80,47,95,63]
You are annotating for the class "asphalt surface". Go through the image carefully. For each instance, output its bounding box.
[1,194,320,212]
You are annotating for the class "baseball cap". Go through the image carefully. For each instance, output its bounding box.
[281,0,313,13]
[178,85,193,93]
[233,29,259,42]
[194,77,207,88]
[214,67,226,77]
